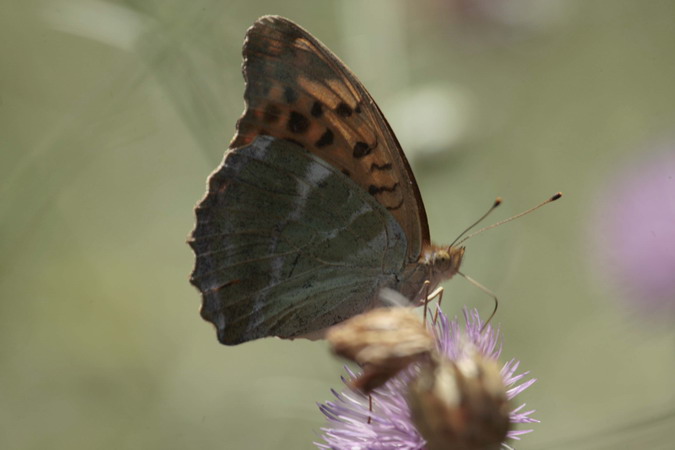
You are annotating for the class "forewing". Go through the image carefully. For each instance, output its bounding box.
[189,136,407,345]
[231,15,429,259]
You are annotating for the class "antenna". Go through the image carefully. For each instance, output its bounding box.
[449,198,502,248]
[456,192,562,246]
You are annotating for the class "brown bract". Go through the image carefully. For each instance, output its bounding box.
[326,307,434,393]
[408,352,510,450]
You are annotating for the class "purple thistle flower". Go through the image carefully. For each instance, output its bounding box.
[316,308,538,449]
[591,147,675,317]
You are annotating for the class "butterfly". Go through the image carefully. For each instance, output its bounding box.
[189,16,465,345]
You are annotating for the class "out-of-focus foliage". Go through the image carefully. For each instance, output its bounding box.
[2,1,674,449]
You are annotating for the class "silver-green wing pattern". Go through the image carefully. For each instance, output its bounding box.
[189,136,408,345]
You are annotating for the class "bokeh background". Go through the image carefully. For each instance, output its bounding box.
[2,0,675,448]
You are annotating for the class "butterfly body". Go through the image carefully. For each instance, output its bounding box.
[189,16,464,345]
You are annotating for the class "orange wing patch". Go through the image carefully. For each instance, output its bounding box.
[229,16,429,259]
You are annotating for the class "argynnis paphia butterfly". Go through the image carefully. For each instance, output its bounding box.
[189,16,465,345]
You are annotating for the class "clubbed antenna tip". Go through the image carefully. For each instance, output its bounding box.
[455,192,563,246]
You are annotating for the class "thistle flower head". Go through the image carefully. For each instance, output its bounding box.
[317,307,538,449]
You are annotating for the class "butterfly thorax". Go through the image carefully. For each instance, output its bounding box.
[397,245,465,303]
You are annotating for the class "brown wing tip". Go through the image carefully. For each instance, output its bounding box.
[251,15,304,37]
[255,15,286,24]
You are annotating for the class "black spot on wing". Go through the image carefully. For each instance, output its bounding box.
[368,182,399,196]
[336,102,353,117]
[315,129,334,148]
[287,111,310,134]
[353,141,371,158]
[311,101,324,118]
[370,162,392,172]
[386,198,405,211]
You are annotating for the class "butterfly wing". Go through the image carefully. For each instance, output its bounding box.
[189,136,407,345]
[231,15,430,260]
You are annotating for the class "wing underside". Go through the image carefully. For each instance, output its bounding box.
[190,136,407,344]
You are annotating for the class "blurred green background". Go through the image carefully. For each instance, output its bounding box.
[2,0,675,449]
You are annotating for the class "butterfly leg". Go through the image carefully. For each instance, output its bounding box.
[421,280,431,325]
[420,280,444,325]
[428,286,444,324]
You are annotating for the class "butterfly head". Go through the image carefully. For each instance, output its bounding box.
[422,244,465,286]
